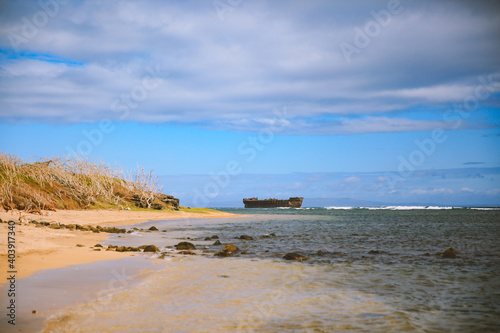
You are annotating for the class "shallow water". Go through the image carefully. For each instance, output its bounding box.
[34,208,500,332]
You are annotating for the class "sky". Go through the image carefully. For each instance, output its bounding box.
[0,0,499,207]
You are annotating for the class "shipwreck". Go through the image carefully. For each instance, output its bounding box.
[243,197,303,208]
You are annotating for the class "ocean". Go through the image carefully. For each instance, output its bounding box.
[19,207,500,332]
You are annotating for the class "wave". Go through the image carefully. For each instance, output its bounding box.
[325,206,355,210]
[322,206,472,210]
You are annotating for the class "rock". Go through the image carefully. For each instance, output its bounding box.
[215,250,231,257]
[368,250,382,254]
[175,242,196,250]
[441,248,459,259]
[49,223,61,229]
[141,245,160,252]
[157,194,180,209]
[215,244,239,257]
[213,240,222,246]
[223,244,239,253]
[76,244,85,247]
[204,237,212,241]
[239,235,253,240]
[93,248,101,251]
[94,244,103,248]
[151,203,163,210]
[211,235,219,239]
[317,250,326,256]
[148,226,159,231]
[105,227,126,233]
[283,253,309,261]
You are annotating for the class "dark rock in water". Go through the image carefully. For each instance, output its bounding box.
[213,240,222,246]
[239,235,253,240]
[215,244,239,257]
[148,226,159,231]
[440,247,459,258]
[178,250,196,255]
[368,250,382,254]
[204,237,212,241]
[283,253,309,261]
[270,233,277,237]
[211,235,219,239]
[223,244,239,253]
[94,244,103,248]
[240,251,247,254]
[215,250,231,257]
[141,245,160,252]
[175,242,196,250]
[317,250,326,256]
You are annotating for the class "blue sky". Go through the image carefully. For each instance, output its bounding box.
[1,0,499,207]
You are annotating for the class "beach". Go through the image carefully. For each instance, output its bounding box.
[2,207,499,332]
[0,209,241,281]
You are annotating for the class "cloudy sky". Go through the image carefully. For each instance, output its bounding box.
[1,0,499,207]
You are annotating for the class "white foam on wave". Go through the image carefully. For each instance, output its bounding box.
[324,206,466,210]
[325,206,354,210]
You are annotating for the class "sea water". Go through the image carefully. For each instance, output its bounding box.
[40,208,500,332]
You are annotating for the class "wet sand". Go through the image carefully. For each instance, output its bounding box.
[0,209,242,281]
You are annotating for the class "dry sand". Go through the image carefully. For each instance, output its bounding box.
[0,209,242,282]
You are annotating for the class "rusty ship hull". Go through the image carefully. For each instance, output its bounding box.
[243,197,303,208]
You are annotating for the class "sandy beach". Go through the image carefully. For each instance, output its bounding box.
[0,209,241,281]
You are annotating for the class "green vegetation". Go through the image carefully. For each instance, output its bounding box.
[179,207,221,214]
[0,152,179,213]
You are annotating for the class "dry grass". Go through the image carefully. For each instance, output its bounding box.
[0,152,175,213]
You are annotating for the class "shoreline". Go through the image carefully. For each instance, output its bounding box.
[0,209,243,281]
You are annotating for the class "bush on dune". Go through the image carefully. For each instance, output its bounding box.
[0,152,176,213]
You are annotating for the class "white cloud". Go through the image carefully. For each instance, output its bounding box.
[0,0,499,133]
[411,188,455,195]
[344,176,362,184]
